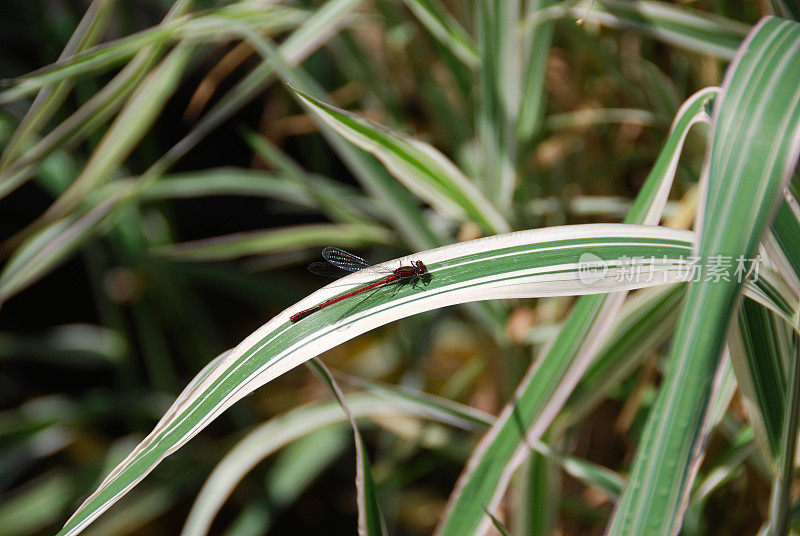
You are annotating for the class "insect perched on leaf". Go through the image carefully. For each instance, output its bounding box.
[290,247,428,323]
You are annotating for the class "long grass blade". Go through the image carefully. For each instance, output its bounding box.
[475,0,520,210]
[0,0,115,168]
[434,87,716,536]
[731,300,790,456]
[522,0,750,60]
[0,0,197,199]
[152,223,392,262]
[307,359,388,536]
[0,4,304,105]
[180,390,487,536]
[607,17,800,536]
[767,331,800,535]
[30,44,194,233]
[401,0,479,67]
[56,223,695,536]
[290,88,511,234]
[517,0,556,141]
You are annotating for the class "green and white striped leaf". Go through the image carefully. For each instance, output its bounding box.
[401,0,479,67]
[730,300,790,458]
[0,0,114,169]
[125,168,361,204]
[0,0,198,199]
[521,449,557,536]
[33,43,195,230]
[289,88,511,234]
[147,0,368,178]
[767,330,800,535]
[476,0,520,211]
[769,184,800,291]
[181,377,625,536]
[277,62,442,251]
[119,167,381,225]
[562,283,685,424]
[608,16,800,536]
[152,223,393,262]
[741,264,798,327]
[523,0,750,60]
[306,360,387,536]
[0,4,306,105]
[189,10,445,251]
[0,0,371,303]
[518,0,556,140]
[434,86,717,536]
[56,223,695,536]
[0,194,122,306]
[180,392,485,536]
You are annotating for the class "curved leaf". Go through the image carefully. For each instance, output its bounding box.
[433,86,717,536]
[608,16,800,536]
[57,223,694,536]
[290,87,511,234]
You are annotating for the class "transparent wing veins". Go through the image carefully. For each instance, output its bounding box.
[321,246,371,273]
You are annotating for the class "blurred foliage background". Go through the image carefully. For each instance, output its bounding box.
[0,1,770,535]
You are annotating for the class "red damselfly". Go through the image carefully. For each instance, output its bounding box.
[290,247,427,323]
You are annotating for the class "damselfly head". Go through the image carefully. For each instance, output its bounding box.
[414,260,426,274]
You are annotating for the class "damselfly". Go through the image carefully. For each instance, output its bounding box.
[290,247,427,323]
